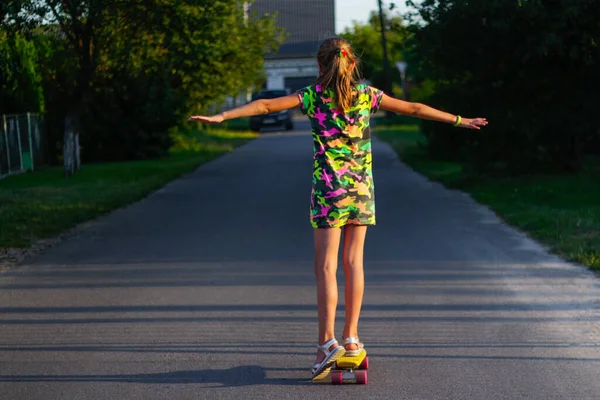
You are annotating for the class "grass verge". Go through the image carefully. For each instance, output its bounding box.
[376,124,600,271]
[0,127,257,249]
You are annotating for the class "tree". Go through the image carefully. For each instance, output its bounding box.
[6,0,117,175]
[84,0,282,161]
[0,30,45,114]
[406,0,600,174]
[4,0,282,165]
[341,11,410,98]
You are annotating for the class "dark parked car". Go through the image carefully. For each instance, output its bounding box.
[249,89,294,132]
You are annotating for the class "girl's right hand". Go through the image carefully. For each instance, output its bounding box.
[459,117,488,130]
[188,114,224,124]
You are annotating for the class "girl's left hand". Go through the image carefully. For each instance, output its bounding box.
[188,114,224,124]
[460,117,488,130]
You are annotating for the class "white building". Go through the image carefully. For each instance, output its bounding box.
[264,51,320,93]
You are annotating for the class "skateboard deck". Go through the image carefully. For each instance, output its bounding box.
[331,349,368,385]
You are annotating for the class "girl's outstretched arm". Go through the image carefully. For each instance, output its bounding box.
[379,93,488,130]
[188,94,301,124]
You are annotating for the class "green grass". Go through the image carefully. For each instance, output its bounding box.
[220,117,252,132]
[0,128,257,249]
[376,125,600,271]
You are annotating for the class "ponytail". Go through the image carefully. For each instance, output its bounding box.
[316,38,361,112]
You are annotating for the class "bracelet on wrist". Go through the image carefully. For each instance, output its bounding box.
[453,115,462,127]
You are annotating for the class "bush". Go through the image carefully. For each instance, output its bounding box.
[407,0,600,174]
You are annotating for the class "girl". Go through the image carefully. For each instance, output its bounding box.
[189,37,488,381]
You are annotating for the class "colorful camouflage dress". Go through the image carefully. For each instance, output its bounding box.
[296,83,384,228]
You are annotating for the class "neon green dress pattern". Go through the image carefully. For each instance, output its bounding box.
[296,83,384,228]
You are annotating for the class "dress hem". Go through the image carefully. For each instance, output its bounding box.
[311,222,376,229]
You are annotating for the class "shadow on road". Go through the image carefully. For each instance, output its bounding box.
[0,366,310,387]
[0,260,595,291]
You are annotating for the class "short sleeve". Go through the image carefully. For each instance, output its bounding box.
[369,86,384,114]
[296,86,315,116]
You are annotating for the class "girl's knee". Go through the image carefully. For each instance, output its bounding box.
[314,259,338,277]
[343,257,364,273]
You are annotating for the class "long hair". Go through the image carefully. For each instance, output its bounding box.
[316,37,361,111]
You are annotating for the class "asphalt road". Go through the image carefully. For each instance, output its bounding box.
[1,120,600,400]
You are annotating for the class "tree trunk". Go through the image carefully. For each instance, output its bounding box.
[74,132,81,171]
[63,113,75,177]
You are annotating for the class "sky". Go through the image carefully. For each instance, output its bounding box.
[335,0,411,33]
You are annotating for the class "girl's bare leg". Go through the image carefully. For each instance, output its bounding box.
[313,227,342,364]
[341,224,368,351]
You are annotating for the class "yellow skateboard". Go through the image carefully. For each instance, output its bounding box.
[331,349,369,385]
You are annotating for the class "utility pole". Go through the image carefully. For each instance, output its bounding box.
[378,0,393,117]
[244,1,252,104]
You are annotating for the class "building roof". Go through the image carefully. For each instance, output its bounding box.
[250,0,335,58]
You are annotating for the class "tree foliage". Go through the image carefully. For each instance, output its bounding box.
[406,0,600,174]
[2,0,282,163]
[0,30,45,114]
[341,11,410,96]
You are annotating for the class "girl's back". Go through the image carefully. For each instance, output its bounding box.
[298,83,383,141]
[297,82,383,229]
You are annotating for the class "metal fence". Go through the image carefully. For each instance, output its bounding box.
[0,113,45,179]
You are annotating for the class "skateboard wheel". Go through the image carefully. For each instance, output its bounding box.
[359,356,369,370]
[331,370,344,385]
[355,370,367,385]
